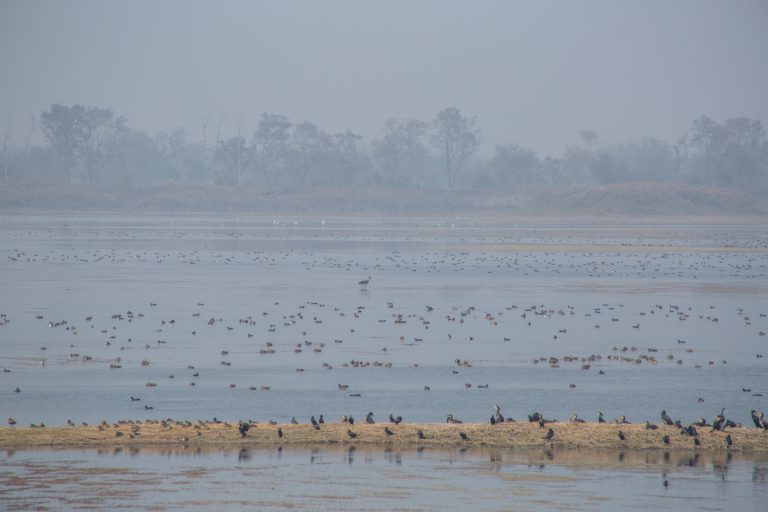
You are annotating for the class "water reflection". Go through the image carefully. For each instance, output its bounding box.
[1,445,766,511]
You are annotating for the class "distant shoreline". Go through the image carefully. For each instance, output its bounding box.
[0,183,765,216]
[1,422,765,452]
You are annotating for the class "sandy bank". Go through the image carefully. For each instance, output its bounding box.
[1,421,765,452]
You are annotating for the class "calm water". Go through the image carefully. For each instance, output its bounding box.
[1,214,767,510]
[1,446,766,511]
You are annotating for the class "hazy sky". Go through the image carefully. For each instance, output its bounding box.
[1,0,767,155]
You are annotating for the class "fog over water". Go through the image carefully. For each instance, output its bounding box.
[2,2,768,510]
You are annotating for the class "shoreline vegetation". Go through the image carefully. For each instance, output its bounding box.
[1,422,766,452]
[1,182,766,216]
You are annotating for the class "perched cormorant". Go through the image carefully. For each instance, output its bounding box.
[291,417,298,424]
[598,411,605,423]
[277,427,283,438]
[348,416,354,425]
[645,421,658,430]
[712,408,726,432]
[492,404,505,423]
[544,428,554,441]
[490,415,496,425]
[459,432,469,441]
[366,412,375,424]
[384,427,395,436]
[238,421,250,438]
[725,434,733,447]
[310,416,318,427]
[661,410,674,426]
[318,415,324,424]
[347,429,358,439]
[662,435,670,445]
[389,414,402,425]
[618,430,626,442]
[446,414,462,424]
[694,437,701,446]
[417,429,425,440]
[752,410,762,428]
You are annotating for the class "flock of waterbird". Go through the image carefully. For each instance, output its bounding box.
[2,274,766,428]
[3,223,767,438]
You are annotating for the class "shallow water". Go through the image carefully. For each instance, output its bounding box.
[2,214,768,510]
[1,446,766,511]
[2,214,767,428]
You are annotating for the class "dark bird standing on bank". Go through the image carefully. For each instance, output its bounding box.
[384,427,395,436]
[417,429,425,439]
[712,408,726,431]
[238,421,250,438]
[347,429,358,439]
[544,428,554,441]
[459,432,469,441]
[389,414,402,425]
[661,409,674,426]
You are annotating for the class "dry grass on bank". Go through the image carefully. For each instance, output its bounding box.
[1,421,765,452]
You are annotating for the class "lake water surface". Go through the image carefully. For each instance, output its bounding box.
[1,214,767,510]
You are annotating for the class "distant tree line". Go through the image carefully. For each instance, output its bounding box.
[1,104,766,191]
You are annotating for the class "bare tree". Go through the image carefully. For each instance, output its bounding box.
[430,107,482,188]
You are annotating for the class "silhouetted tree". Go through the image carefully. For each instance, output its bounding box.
[372,118,429,185]
[488,143,540,190]
[215,136,249,185]
[40,104,113,183]
[156,127,187,184]
[430,107,482,188]
[252,112,291,186]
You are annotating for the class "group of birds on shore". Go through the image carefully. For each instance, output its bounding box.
[8,406,768,442]
[218,405,768,446]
